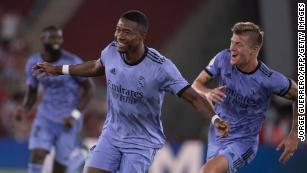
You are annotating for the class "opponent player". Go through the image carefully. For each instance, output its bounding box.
[31,10,229,173]
[192,22,298,173]
[15,25,93,173]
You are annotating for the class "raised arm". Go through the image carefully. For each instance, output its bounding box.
[276,79,299,164]
[32,59,104,78]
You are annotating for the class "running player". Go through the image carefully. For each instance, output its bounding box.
[31,10,229,173]
[192,22,298,173]
[15,25,93,173]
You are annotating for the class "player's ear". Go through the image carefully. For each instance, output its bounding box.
[251,45,260,54]
[255,46,261,53]
[140,31,147,40]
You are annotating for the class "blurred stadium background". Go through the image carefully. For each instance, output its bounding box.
[0,0,306,173]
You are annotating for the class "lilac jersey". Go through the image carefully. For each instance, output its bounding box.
[26,50,87,124]
[100,42,189,149]
[205,49,291,143]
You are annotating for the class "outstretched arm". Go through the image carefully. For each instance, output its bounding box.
[180,86,229,137]
[276,79,299,164]
[32,59,104,78]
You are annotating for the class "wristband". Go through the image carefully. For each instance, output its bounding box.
[62,65,70,75]
[71,109,81,120]
[211,114,220,124]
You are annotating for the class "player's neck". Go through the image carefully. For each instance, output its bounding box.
[124,44,145,64]
[237,58,259,73]
[42,51,60,62]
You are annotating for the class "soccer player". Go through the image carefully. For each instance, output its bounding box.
[14,25,93,173]
[192,22,299,173]
[31,10,229,173]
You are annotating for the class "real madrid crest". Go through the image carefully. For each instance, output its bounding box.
[137,76,145,91]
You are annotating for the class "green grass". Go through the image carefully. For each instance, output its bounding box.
[0,169,27,173]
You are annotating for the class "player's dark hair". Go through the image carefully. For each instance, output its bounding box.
[42,25,61,33]
[231,22,263,47]
[120,10,149,32]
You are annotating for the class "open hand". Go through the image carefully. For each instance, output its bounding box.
[32,62,61,79]
[214,118,230,137]
[276,131,298,164]
[207,86,227,104]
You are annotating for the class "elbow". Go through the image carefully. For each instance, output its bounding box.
[191,80,202,93]
[191,80,198,90]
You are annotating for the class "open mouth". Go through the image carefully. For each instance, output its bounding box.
[116,41,127,48]
[231,53,238,59]
[231,53,238,57]
[52,44,60,50]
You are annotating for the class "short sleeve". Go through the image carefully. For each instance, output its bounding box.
[99,49,105,66]
[25,57,39,88]
[159,59,190,96]
[269,71,291,96]
[205,50,227,77]
[100,42,116,66]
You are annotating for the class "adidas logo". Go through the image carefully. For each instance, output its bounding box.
[110,68,116,75]
[225,73,232,79]
[229,152,235,159]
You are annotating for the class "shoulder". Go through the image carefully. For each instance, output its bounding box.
[209,49,230,65]
[101,41,117,53]
[258,62,274,78]
[214,49,230,58]
[145,48,179,76]
[207,49,230,71]
[146,47,166,65]
[257,62,290,92]
[25,53,42,72]
[216,49,230,61]
[219,49,231,56]
[252,62,274,86]
[100,41,119,62]
[100,41,118,60]
[27,53,41,64]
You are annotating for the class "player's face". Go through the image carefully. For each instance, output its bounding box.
[41,30,63,50]
[114,18,144,53]
[229,34,255,66]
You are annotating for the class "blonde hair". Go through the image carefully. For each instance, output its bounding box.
[231,22,263,47]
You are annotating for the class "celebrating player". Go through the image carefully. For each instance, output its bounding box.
[192,22,298,173]
[32,10,229,173]
[15,25,93,173]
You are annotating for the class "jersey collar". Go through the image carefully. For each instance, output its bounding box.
[120,47,148,66]
[235,61,262,75]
